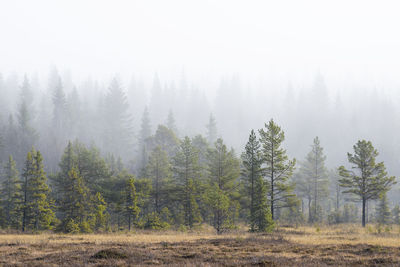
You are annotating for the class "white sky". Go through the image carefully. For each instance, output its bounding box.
[1,0,400,87]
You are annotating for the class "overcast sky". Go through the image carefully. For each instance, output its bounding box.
[1,0,400,88]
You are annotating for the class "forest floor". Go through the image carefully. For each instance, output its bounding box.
[1,224,400,266]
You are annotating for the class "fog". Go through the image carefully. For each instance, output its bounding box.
[1,1,400,222]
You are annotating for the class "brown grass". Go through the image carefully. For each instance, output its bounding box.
[0,224,400,266]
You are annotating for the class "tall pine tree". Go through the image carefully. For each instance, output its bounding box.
[259,119,296,221]
[172,136,202,228]
[241,130,273,232]
[146,146,171,214]
[296,137,329,223]
[339,140,396,227]
[205,138,240,234]
[0,156,22,229]
[125,178,140,231]
[22,149,56,231]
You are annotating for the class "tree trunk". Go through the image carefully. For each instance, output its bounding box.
[362,197,366,227]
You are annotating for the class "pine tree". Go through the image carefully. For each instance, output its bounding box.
[392,205,400,225]
[21,150,35,232]
[296,137,329,223]
[16,75,37,166]
[166,109,178,136]
[55,141,111,195]
[0,156,22,229]
[259,119,296,220]
[66,87,81,136]
[172,136,202,228]
[59,167,89,232]
[22,149,56,231]
[241,130,273,232]
[149,125,179,158]
[91,192,108,231]
[52,76,67,133]
[125,178,140,231]
[252,176,274,232]
[138,106,152,176]
[339,140,396,227]
[102,77,132,158]
[205,138,240,234]
[329,169,342,223]
[376,193,391,225]
[206,113,217,145]
[146,146,171,213]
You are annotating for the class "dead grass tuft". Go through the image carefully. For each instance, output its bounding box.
[91,248,128,259]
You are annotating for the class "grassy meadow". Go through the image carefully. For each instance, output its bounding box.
[1,224,400,266]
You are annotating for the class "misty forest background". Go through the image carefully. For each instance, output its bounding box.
[0,67,399,232]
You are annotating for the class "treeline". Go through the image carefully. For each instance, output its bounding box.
[0,118,397,233]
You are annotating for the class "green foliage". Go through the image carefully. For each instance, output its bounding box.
[148,125,179,158]
[342,203,358,223]
[259,119,296,221]
[146,146,172,213]
[280,197,304,227]
[125,178,140,230]
[392,205,400,225]
[0,156,22,229]
[59,167,90,232]
[22,148,56,231]
[253,178,275,232]
[206,113,217,145]
[102,77,132,158]
[296,137,329,223]
[166,110,178,135]
[90,192,108,231]
[144,212,170,230]
[204,138,240,234]
[65,218,80,234]
[53,140,111,196]
[79,220,93,233]
[339,140,396,227]
[376,193,391,225]
[203,184,231,233]
[138,107,152,176]
[172,136,202,228]
[241,130,274,232]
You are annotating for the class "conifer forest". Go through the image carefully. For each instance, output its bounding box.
[1,1,400,266]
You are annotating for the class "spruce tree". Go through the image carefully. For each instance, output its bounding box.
[16,75,37,166]
[166,109,178,136]
[205,138,240,234]
[21,150,35,232]
[59,167,89,232]
[296,137,329,223]
[0,156,22,229]
[206,113,217,145]
[259,119,296,220]
[392,205,400,225]
[149,125,179,158]
[253,176,274,232]
[172,136,202,228]
[339,140,396,227]
[138,106,152,176]
[91,192,108,231]
[22,149,56,231]
[146,146,171,214]
[125,178,140,231]
[376,193,391,225]
[241,129,273,232]
[102,77,132,158]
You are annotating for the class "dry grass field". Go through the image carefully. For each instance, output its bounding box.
[1,224,400,266]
